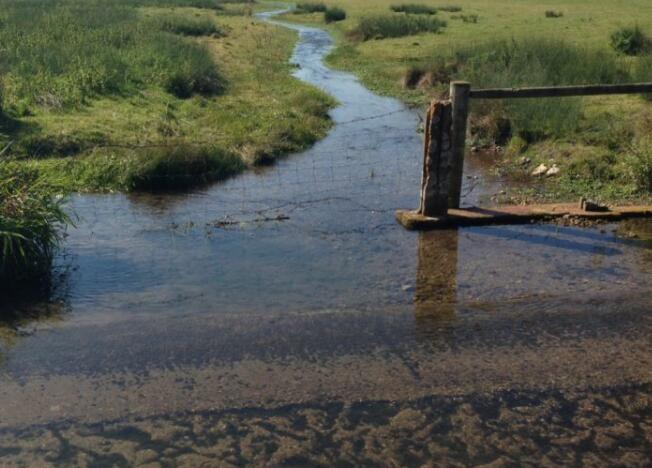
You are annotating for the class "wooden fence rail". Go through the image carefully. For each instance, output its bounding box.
[470,83,652,100]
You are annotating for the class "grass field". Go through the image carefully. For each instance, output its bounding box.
[0,0,334,192]
[285,0,652,202]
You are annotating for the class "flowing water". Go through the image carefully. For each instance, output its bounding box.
[0,9,651,466]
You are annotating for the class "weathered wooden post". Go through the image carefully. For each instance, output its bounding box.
[449,81,471,209]
[418,99,453,217]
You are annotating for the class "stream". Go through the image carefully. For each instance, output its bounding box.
[0,9,650,466]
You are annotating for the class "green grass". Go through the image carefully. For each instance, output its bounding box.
[1,2,335,192]
[0,163,68,293]
[610,25,650,56]
[0,0,229,109]
[324,7,346,23]
[436,5,461,13]
[157,13,224,36]
[281,0,652,203]
[447,38,627,141]
[390,4,437,15]
[295,2,326,13]
[544,10,563,18]
[353,14,446,40]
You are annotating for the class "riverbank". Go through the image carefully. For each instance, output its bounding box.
[0,1,335,193]
[284,0,652,204]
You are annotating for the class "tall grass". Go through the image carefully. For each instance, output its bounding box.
[610,25,650,56]
[354,15,446,40]
[295,2,326,13]
[156,14,223,36]
[448,39,627,141]
[544,11,563,18]
[437,5,461,13]
[625,138,652,192]
[390,4,437,15]
[324,7,346,23]
[0,163,68,292]
[0,0,224,110]
[127,145,245,190]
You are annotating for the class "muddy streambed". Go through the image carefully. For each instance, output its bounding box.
[0,10,651,466]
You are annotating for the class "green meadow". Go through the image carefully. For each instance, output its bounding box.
[0,0,334,192]
[286,0,652,202]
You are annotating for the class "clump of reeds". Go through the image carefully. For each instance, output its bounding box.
[0,163,69,292]
[294,2,326,13]
[324,7,346,23]
[353,14,446,40]
[437,5,461,12]
[610,25,650,56]
[390,4,437,15]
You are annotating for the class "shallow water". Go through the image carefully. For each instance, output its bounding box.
[0,9,651,466]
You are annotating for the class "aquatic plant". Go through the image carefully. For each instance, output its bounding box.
[0,163,69,292]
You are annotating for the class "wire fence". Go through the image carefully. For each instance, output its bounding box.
[49,106,492,230]
[81,104,502,231]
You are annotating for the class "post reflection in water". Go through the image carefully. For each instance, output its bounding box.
[413,229,459,335]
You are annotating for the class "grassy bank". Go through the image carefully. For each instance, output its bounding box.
[0,0,334,192]
[0,163,68,293]
[285,0,652,203]
[0,0,334,292]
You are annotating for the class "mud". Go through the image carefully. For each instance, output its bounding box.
[1,384,650,467]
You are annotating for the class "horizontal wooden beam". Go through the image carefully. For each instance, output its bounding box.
[396,204,652,230]
[470,83,652,99]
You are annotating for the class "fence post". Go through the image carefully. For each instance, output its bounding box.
[449,81,471,209]
[419,100,453,217]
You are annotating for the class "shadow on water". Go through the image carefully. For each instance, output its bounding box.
[472,226,623,255]
[413,230,458,329]
[0,267,71,366]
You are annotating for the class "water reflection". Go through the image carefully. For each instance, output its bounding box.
[414,230,459,321]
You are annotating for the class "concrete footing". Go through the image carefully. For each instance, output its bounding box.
[396,204,652,230]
